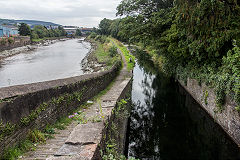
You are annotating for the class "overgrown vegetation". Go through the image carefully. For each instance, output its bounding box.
[2,129,47,160]
[111,38,135,71]
[95,0,240,111]
[89,32,135,71]
[87,34,121,69]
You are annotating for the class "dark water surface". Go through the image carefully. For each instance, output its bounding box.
[0,39,90,88]
[127,51,240,160]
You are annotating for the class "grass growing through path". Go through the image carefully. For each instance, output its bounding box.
[111,38,135,71]
[2,130,47,160]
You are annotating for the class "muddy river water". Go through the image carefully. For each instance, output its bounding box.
[0,39,90,88]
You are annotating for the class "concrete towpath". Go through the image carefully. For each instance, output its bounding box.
[20,47,132,160]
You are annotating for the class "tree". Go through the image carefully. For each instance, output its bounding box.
[18,23,31,36]
[32,25,48,38]
[109,19,121,39]
[76,29,82,36]
[58,26,66,36]
[99,18,112,35]
[116,0,174,17]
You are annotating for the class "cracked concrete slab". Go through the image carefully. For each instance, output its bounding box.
[65,122,104,145]
[54,144,82,156]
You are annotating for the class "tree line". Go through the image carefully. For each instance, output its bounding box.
[18,23,83,40]
[96,0,240,110]
[18,23,67,40]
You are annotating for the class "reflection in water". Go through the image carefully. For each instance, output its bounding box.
[128,51,240,160]
[0,39,90,88]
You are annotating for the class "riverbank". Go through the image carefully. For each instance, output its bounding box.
[0,37,70,60]
[81,39,104,73]
[81,37,122,74]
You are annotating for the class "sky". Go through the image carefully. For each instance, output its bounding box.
[0,0,122,27]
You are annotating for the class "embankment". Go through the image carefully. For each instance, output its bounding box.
[0,60,122,155]
[0,36,31,53]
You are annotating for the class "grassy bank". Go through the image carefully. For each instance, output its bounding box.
[86,36,121,70]
[111,38,135,71]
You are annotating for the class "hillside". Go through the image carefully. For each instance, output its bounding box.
[0,19,60,26]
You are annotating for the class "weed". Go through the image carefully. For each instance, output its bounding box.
[90,115,102,123]
[72,112,88,124]
[2,130,46,160]
[44,125,55,135]
[53,117,72,130]
[204,90,209,105]
[98,99,105,120]
[27,129,46,143]
[235,106,240,112]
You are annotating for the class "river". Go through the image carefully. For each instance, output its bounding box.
[0,39,90,88]
[127,49,240,160]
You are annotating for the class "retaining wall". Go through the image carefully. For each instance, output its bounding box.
[0,61,122,155]
[179,78,240,147]
[94,78,132,159]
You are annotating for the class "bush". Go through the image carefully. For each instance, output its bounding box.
[8,37,14,44]
[95,35,107,44]
[109,46,118,57]
[89,32,97,39]
[30,32,39,40]
[0,38,7,45]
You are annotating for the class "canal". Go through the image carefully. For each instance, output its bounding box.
[127,49,240,160]
[0,39,90,88]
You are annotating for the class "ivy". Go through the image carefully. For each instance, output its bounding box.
[174,43,240,112]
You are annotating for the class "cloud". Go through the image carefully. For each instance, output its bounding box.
[0,0,121,27]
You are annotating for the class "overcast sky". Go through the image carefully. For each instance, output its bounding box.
[0,0,122,27]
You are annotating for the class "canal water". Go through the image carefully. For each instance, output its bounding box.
[127,50,240,160]
[0,39,90,88]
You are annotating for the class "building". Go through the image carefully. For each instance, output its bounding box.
[0,25,19,37]
[63,26,79,37]
[45,25,59,30]
[81,28,93,34]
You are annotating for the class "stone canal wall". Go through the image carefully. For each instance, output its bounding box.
[95,78,132,158]
[179,78,240,147]
[0,61,122,155]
